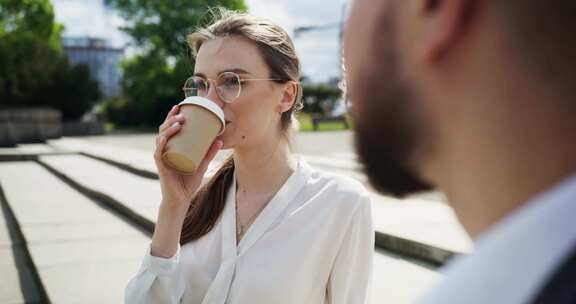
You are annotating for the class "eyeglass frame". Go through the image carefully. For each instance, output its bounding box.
[182,71,295,103]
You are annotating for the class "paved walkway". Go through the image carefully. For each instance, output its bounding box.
[0,161,150,303]
[0,182,45,304]
[0,139,467,303]
[0,147,439,304]
[48,137,472,258]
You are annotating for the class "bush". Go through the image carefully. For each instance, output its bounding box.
[0,0,100,121]
[0,33,101,121]
[302,83,342,115]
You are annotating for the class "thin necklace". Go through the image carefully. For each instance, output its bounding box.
[234,164,296,243]
[235,195,269,243]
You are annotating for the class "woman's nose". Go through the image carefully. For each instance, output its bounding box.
[206,85,225,108]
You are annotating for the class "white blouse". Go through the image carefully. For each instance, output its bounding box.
[125,159,374,304]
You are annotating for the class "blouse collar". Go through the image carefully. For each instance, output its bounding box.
[221,157,313,257]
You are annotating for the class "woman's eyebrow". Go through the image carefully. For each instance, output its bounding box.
[193,68,251,78]
[219,68,250,75]
[193,72,206,78]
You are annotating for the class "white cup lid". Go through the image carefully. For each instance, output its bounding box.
[178,97,225,134]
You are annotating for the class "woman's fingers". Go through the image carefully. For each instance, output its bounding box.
[159,113,185,133]
[166,105,179,120]
[195,140,223,175]
[159,104,181,131]
[155,122,183,158]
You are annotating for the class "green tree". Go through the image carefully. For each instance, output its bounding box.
[0,0,63,50]
[302,83,342,114]
[46,61,102,121]
[0,33,60,105]
[103,0,247,128]
[0,0,101,121]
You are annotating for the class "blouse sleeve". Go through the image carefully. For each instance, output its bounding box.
[327,194,374,304]
[125,243,186,304]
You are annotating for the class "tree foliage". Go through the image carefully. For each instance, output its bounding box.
[0,0,63,50]
[0,0,101,121]
[302,83,342,115]
[102,0,247,127]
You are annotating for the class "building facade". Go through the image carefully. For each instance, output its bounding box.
[62,37,124,98]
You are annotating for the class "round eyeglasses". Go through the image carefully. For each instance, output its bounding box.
[183,71,286,103]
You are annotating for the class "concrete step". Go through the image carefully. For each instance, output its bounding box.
[0,143,75,162]
[48,137,229,179]
[373,249,440,304]
[0,159,441,303]
[0,185,46,304]
[47,137,472,265]
[38,154,161,230]
[371,194,471,265]
[0,162,150,303]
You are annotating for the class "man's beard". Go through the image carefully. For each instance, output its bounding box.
[353,87,434,198]
[351,11,434,198]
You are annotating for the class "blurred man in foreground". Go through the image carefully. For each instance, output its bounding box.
[344,0,576,303]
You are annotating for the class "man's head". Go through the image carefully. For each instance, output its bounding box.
[344,0,576,199]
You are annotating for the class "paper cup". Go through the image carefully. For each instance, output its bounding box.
[162,97,225,174]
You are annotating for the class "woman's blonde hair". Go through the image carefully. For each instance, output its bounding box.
[181,8,303,244]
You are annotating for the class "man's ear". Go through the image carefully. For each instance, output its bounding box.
[279,82,298,113]
[418,0,477,62]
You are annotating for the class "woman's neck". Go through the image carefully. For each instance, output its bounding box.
[233,136,297,196]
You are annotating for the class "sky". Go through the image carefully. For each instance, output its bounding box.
[51,0,348,83]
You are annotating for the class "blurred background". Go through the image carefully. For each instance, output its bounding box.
[0,0,471,303]
[0,0,349,138]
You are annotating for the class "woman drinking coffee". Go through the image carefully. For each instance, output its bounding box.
[125,8,374,304]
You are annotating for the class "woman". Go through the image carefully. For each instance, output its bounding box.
[125,8,373,304]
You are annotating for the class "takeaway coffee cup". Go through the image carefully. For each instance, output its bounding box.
[162,96,225,174]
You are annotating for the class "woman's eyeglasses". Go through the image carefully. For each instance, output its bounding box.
[183,71,285,103]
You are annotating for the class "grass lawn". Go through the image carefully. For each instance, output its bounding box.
[105,113,351,134]
[297,113,351,132]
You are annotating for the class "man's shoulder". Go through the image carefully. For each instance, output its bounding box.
[530,243,576,304]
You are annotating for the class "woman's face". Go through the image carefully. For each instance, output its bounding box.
[193,35,295,150]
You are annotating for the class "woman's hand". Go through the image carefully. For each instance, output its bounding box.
[153,104,223,211]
